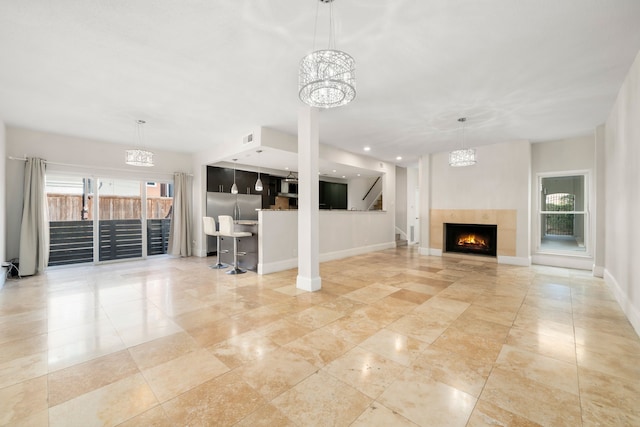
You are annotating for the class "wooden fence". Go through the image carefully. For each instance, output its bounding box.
[47,194,173,221]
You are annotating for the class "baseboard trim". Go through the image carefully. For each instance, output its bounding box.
[0,267,6,289]
[604,269,640,337]
[531,254,593,270]
[497,255,531,266]
[592,265,605,278]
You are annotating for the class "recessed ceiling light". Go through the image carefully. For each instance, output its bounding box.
[364,147,371,152]
[342,175,346,178]
[332,169,337,173]
[357,173,361,177]
[285,167,289,170]
[396,156,402,161]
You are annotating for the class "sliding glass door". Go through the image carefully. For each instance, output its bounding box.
[46,175,173,266]
[97,178,143,261]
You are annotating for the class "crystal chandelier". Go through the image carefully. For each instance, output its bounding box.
[449,117,476,167]
[299,0,356,109]
[125,120,154,167]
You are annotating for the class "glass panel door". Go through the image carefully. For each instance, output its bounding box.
[46,173,95,266]
[146,181,173,255]
[98,178,143,261]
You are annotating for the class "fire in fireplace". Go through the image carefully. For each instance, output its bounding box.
[445,223,497,257]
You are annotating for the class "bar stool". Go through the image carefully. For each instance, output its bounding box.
[202,216,228,269]
[218,215,252,275]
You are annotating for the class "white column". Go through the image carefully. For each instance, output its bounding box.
[296,106,321,291]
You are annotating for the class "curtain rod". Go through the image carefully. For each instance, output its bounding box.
[7,156,193,176]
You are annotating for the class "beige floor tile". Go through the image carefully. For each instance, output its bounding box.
[449,314,511,342]
[457,303,517,327]
[208,330,280,369]
[323,346,406,398]
[389,289,432,304]
[0,350,48,389]
[234,403,296,427]
[580,397,640,427]
[48,350,139,407]
[386,310,454,344]
[323,312,382,344]
[413,295,470,317]
[49,373,158,427]
[578,366,640,417]
[343,283,402,304]
[411,346,492,398]
[255,318,313,346]
[142,348,229,402]
[431,327,503,364]
[272,370,371,427]
[359,328,429,366]
[577,343,640,380]
[288,305,344,329]
[127,332,200,371]
[480,367,582,426]
[162,371,266,426]
[0,333,47,365]
[495,345,579,395]
[467,399,542,426]
[115,405,173,427]
[0,375,48,426]
[284,328,355,368]
[238,347,318,400]
[377,368,476,427]
[1,249,638,427]
[171,306,228,331]
[506,327,577,364]
[574,325,640,356]
[351,403,419,426]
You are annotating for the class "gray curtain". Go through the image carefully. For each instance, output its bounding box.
[168,172,192,257]
[19,157,49,275]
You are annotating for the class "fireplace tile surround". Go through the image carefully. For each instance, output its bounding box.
[430,209,517,257]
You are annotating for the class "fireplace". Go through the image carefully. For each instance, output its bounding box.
[444,223,497,257]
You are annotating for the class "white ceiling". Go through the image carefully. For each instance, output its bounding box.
[1,0,640,169]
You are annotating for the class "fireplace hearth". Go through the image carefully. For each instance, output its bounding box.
[445,223,497,257]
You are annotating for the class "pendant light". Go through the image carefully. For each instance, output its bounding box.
[231,159,238,194]
[125,119,154,167]
[449,117,477,167]
[298,0,356,109]
[254,150,263,192]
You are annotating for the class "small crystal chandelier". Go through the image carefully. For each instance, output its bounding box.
[299,0,356,109]
[125,120,154,167]
[449,117,476,167]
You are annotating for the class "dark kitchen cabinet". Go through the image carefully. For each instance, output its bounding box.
[207,166,273,208]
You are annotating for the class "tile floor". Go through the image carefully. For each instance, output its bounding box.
[1,247,640,426]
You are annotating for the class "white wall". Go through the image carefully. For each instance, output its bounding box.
[395,166,407,238]
[258,210,395,274]
[604,50,640,335]
[430,140,531,261]
[0,121,6,287]
[406,167,419,244]
[5,126,193,260]
[530,135,596,270]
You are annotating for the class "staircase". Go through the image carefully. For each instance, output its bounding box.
[395,233,408,247]
[370,194,383,211]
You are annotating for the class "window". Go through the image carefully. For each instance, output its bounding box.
[538,174,587,253]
